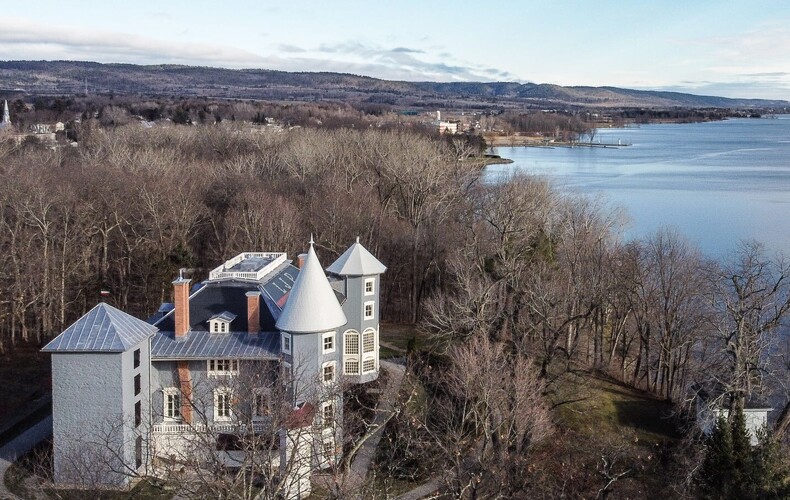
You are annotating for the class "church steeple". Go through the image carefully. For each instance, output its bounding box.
[1,100,9,127]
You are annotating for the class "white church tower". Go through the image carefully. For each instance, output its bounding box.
[1,100,10,129]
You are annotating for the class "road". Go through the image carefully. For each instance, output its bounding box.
[0,416,52,500]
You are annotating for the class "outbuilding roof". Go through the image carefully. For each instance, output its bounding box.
[42,303,157,353]
[326,238,387,276]
[276,242,347,333]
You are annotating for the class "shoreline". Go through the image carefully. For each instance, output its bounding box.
[485,135,630,148]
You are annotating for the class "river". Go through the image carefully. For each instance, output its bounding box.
[487,116,790,258]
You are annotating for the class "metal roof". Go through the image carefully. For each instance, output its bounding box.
[276,243,347,333]
[42,303,158,353]
[326,238,387,276]
[151,330,280,360]
[154,264,297,334]
[208,311,237,323]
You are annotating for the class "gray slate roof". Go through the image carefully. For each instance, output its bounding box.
[326,239,387,276]
[151,330,280,360]
[42,303,158,353]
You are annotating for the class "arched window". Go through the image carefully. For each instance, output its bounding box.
[362,328,376,354]
[344,330,360,375]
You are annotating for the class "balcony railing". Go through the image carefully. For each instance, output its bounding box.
[153,421,269,435]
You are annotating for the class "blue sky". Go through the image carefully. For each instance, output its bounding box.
[1,1,789,100]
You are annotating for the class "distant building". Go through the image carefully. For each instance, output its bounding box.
[433,110,459,134]
[43,239,387,496]
[695,385,772,445]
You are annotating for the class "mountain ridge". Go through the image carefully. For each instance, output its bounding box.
[0,60,787,109]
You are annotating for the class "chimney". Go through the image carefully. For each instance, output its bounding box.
[247,291,261,336]
[177,361,192,424]
[173,277,191,338]
[296,253,308,269]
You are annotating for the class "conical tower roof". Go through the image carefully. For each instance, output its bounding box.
[42,303,157,352]
[326,238,387,276]
[276,241,347,333]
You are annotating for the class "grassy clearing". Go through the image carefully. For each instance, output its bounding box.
[379,323,425,358]
[552,370,681,445]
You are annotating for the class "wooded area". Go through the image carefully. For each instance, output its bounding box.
[2,117,790,498]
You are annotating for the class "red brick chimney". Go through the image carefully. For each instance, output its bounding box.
[173,277,191,339]
[246,291,261,336]
[177,361,192,424]
[296,253,308,269]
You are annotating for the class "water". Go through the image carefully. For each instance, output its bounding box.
[487,116,790,258]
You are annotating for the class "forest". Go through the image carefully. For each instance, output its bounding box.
[2,112,790,498]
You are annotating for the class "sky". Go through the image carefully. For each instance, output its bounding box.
[1,1,789,100]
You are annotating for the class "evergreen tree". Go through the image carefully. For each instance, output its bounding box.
[699,406,790,499]
[700,415,735,499]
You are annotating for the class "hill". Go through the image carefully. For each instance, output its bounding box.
[1,60,787,110]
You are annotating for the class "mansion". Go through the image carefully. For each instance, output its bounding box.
[42,239,386,498]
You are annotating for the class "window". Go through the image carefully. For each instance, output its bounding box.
[344,359,359,375]
[163,388,181,420]
[214,389,232,422]
[135,401,142,428]
[135,435,143,469]
[133,349,140,369]
[322,402,334,427]
[207,359,239,377]
[323,362,336,384]
[207,313,236,334]
[363,358,376,373]
[134,374,141,396]
[344,330,360,375]
[253,388,271,420]
[344,331,359,355]
[323,438,335,464]
[282,333,291,354]
[322,332,335,354]
[364,278,375,296]
[363,329,375,354]
[364,301,375,320]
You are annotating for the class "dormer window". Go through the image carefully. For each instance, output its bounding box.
[208,311,236,333]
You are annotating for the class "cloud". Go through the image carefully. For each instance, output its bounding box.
[277,44,306,54]
[391,47,424,54]
[305,40,519,82]
[0,17,272,67]
[0,18,521,83]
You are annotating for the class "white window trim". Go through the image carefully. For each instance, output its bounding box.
[207,359,239,377]
[209,319,231,333]
[322,436,336,466]
[322,331,336,354]
[362,328,376,354]
[344,330,360,355]
[364,300,375,320]
[344,358,360,375]
[163,387,182,421]
[214,388,233,422]
[362,356,377,374]
[282,333,292,355]
[321,401,334,428]
[364,278,375,296]
[344,329,360,375]
[322,360,337,384]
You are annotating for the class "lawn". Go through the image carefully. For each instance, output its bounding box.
[378,322,426,359]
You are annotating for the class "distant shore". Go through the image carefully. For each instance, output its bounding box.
[485,134,629,148]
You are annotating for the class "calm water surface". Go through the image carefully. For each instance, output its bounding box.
[487,116,790,258]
